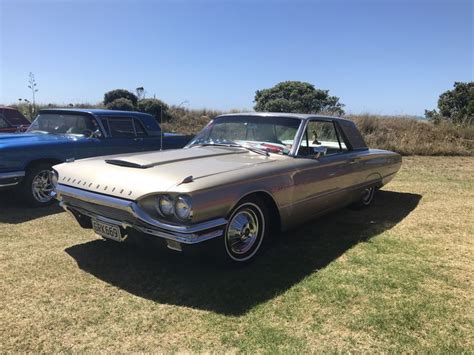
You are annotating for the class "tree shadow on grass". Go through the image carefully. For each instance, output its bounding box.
[65,190,421,316]
[0,190,63,224]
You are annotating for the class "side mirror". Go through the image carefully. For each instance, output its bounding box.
[313,146,327,159]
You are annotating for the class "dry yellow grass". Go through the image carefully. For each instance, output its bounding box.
[163,111,474,156]
[0,156,473,352]
[13,102,474,155]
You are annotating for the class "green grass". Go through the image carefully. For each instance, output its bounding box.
[0,156,472,352]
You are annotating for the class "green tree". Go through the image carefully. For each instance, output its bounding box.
[103,89,138,107]
[105,98,135,111]
[137,98,171,121]
[425,82,474,125]
[254,81,345,115]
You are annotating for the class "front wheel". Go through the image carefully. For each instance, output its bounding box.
[21,164,56,207]
[221,197,269,264]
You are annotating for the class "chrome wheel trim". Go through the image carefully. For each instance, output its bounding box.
[31,169,54,203]
[361,187,375,205]
[225,202,265,262]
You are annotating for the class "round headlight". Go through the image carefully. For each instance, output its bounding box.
[175,196,192,220]
[157,195,174,216]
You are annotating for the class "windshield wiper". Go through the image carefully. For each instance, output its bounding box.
[234,144,270,157]
[196,142,269,157]
[27,130,51,135]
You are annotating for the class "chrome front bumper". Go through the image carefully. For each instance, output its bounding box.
[0,171,25,188]
[55,184,227,245]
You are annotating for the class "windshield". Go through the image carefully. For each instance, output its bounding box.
[27,113,98,135]
[187,115,302,155]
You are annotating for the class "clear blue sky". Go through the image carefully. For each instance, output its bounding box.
[0,0,472,115]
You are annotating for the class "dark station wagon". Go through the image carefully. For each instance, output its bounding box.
[0,106,30,133]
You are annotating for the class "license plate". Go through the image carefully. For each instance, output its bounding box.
[92,219,124,242]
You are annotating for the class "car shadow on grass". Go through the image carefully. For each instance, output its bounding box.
[65,190,421,316]
[0,190,63,224]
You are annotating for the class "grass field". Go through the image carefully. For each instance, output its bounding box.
[0,156,472,352]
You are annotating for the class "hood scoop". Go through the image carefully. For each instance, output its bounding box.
[105,159,147,169]
[104,149,245,169]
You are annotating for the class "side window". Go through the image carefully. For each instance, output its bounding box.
[133,119,147,137]
[0,116,9,128]
[106,118,136,137]
[99,118,110,136]
[297,120,348,157]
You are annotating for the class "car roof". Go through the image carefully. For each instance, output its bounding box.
[217,112,352,123]
[38,108,153,118]
[38,108,162,132]
[0,105,21,110]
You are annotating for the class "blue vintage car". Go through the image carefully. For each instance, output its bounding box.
[0,108,192,206]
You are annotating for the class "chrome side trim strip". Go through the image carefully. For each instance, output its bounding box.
[55,184,228,234]
[0,171,25,179]
[0,171,25,187]
[0,181,21,187]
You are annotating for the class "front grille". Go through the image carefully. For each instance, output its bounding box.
[62,195,136,224]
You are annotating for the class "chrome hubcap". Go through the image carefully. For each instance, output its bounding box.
[362,187,374,204]
[227,208,259,255]
[31,170,54,203]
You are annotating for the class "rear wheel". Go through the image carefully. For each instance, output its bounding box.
[21,163,55,207]
[220,196,269,264]
[351,186,376,209]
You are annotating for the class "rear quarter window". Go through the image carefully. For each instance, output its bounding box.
[338,120,368,150]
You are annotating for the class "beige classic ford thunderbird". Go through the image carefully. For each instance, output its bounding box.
[52,113,401,263]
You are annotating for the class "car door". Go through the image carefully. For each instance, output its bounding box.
[290,119,356,223]
[97,116,149,155]
[132,119,164,151]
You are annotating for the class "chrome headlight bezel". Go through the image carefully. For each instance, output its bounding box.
[153,194,193,222]
[156,195,175,217]
[174,195,193,221]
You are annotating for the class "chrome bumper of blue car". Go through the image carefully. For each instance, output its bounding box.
[54,184,227,246]
[0,171,25,188]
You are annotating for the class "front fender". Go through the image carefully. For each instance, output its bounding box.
[187,173,290,224]
[0,145,73,172]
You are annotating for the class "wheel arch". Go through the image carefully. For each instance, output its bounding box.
[230,190,282,234]
[25,158,63,171]
[365,172,383,189]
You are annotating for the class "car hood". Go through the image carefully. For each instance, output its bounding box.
[0,133,79,148]
[55,146,280,200]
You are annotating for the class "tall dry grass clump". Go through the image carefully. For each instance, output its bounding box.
[161,106,224,134]
[349,114,474,156]
[164,110,473,156]
[6,102,473,156]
